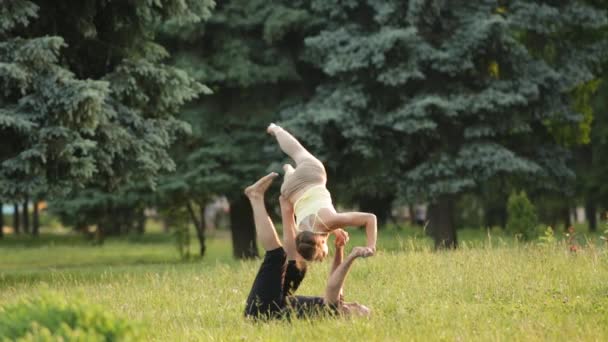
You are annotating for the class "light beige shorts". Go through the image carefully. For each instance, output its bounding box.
[280,159,327,202]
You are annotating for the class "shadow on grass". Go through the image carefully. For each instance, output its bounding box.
[0,232,175,248]
[0,257,221,288]
[0,233,89,248]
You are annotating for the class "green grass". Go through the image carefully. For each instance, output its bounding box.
[1,227,608,341]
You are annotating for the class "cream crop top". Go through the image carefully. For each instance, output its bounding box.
[293,184,334,233]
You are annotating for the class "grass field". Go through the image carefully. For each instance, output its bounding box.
[1,226,607,341]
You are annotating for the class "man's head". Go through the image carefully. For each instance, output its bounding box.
[295,231,329,261]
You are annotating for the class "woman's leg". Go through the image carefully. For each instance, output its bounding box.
[244,172,281,251]
[269,124,328,201]
[267,123,321,166]
[283,163,295,177]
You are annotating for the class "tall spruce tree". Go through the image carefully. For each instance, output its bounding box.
[161,0,318,258]
[579,80,608,231]
[0,202,3,239]
[283,0,607,248]
[0,0,214,205]
[12,204,19,234]
[512,0,608,229]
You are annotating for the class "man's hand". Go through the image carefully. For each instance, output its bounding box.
[279,195,293,215]
[333,228,349,248]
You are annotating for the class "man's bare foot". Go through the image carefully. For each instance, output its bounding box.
[350,246,374,258]
[244,172,278,198]
[267,123,279,136]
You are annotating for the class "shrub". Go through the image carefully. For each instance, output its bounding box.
[506,191,538,241]
[537,226,556,246]
[0,293,142,341]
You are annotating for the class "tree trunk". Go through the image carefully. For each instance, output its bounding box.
[32,201,40,237]
[585,200,597,233]
[562,206,571,231]
[427,195,457,249]
[483,202,507,229]
[186,201,207,257]
[13,204,20,235]
[22,199,30,234]
[75,222,95,240]
[0,202,4,239]
[199,205,207,255]
[135,208,146,235]
[407,204,415,225]
[229,194,258,259]
[98,208,124,236]
[95,223,106,244]
[357,194,394,227]
[162,217,170,233]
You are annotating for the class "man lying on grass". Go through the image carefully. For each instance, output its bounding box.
[244,172,372,319]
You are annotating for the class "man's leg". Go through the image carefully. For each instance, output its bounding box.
[244,173,288,318]
[244,172,281,251]
[244,246,288,318]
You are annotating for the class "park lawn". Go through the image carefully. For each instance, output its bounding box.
[1,228,607,341]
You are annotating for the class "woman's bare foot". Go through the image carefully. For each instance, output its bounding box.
[267,123,280,136]
[244,172,278,199]
[283,163,295,177]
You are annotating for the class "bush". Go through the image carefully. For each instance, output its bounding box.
[506,191,539,241]
[0,293,142,341]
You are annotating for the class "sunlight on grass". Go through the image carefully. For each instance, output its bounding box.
[1,228,607,341]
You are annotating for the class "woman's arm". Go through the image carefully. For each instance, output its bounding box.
[279,195,299,260]
[324,247,372,304]
[320,210,377,253]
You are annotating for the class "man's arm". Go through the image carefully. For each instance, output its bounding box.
[324,247,372,304]
[331,241,344,274]
[279,195,299,260]
[329,240,345,301]
[330,229,348,274]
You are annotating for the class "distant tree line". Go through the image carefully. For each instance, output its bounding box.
[2,0,608,253]
[0,201,40,237]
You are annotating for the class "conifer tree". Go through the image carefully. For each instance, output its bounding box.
[160,0,317,258]
[578,81,608,231]
[0,202,3,239]
[49,0,314,255]
[283,0,607,247]
[0,0,214,203]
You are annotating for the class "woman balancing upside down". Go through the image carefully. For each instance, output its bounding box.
[244,173,372,319]
[267,123,377,261]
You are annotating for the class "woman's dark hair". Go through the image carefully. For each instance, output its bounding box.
[295,231,323,261]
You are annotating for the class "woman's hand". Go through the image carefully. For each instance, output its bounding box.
[333,228,349,248]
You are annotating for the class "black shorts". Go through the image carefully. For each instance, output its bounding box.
[244,247,336,319]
